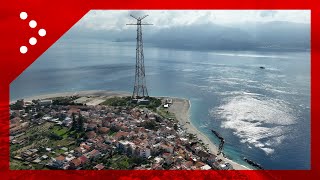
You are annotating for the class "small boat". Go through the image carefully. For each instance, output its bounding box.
[259,66,265,69]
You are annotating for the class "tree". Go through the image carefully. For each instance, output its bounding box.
[141,120,158,130]
[35,111,45,119]
[78,112,84,132]
[173,124,178,131]
[71,113,77,130]
[110,126,119,133]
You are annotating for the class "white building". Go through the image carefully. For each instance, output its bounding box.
[39,100,53,106]
[139,147,151,158]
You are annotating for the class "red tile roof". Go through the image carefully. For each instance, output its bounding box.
[55,155,65,161]
[94,163,105,170]
[79,156,88,164]
[71,158,81,167]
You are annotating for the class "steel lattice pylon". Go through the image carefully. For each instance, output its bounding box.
[127,15,152,98]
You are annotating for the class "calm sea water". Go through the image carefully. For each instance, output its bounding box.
[10,39,310,170]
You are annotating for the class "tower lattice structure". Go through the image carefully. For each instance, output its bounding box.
[127,15,152,98]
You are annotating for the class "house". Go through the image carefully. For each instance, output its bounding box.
[69,158,82,169]
[152,163,163,170]
[74,147,85,157]
[86,123,97,131]
[79,155,88,165]
[21,149,38,159]
[86,149,101,160]
[10,122,29,136]
[85,131,96,139]
[197,150,210,161]
[67,108,80,116]
[10,117,22,124]
[181,161,193,169]
[139,147,151,158]
[94,163,105,170]
[117,140,136,155]
[42,116,52,121]
[95,142,110,153]
[114,131,129,140]
[62,117,72,127]
[160,144,174,154]
[162,153,173,164]
[207,155,218,165]
[53,155,66,168]
[98,127,110,134]
[79,142,92,152]
[41,155,48,160]
[39,99,53,106]
[195,161,206,168]
[165,99,173,104]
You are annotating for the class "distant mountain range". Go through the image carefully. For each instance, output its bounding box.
[66,21,310,52]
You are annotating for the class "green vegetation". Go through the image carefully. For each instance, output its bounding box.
[141,120,158,130]
[35,111,45,119]
[174,124,178,131]
[10,103,23,110]
[102,96,161,111]
[145,97,161,111]
[108,154,148,169]
[10,122,77,159]
[111,155,130,169]
[102,96,131,106]
[108,126,120,136]
[157,107,176,121]
[52,96,79,105]
[51,125,68,138]
[49,133,63,140]
[10,159,31,170]
[70,112,85,133]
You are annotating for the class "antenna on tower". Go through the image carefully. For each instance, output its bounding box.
[127,14,152,98]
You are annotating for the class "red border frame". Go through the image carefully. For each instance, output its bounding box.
[1,0,319,179]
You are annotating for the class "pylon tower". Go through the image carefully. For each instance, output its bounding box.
[127,15,152,98]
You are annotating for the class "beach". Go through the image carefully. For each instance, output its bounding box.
[11,90,131,104]
[167,98,250,170]
[12,90,250,170]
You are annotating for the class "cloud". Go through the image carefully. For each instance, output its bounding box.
[127,10,147,19]
[260,10,277,17]
[76,10,309,31]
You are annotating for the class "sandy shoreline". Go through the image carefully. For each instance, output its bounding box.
[167,98,250,170]
[10,90,131,104]
[11,90,250,170]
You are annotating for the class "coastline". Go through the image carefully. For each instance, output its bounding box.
[11,90,250,170]
[167,98,250,170]
[10,90,131,104]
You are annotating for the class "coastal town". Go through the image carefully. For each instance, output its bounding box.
[10,93,236,170]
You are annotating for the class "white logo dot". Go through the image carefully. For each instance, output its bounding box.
[20,46,28,54]
[38,29,46,37]
[20,12,28,20]
[29,20,37,28]
[29,37,37,45]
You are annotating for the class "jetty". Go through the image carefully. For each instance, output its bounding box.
[211,129,225,155]
[243,158,264,170]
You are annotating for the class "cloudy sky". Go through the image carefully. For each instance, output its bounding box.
[66,10,309,51]
[76,10,310,30]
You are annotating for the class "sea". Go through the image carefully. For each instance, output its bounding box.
[10,38,310,170]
